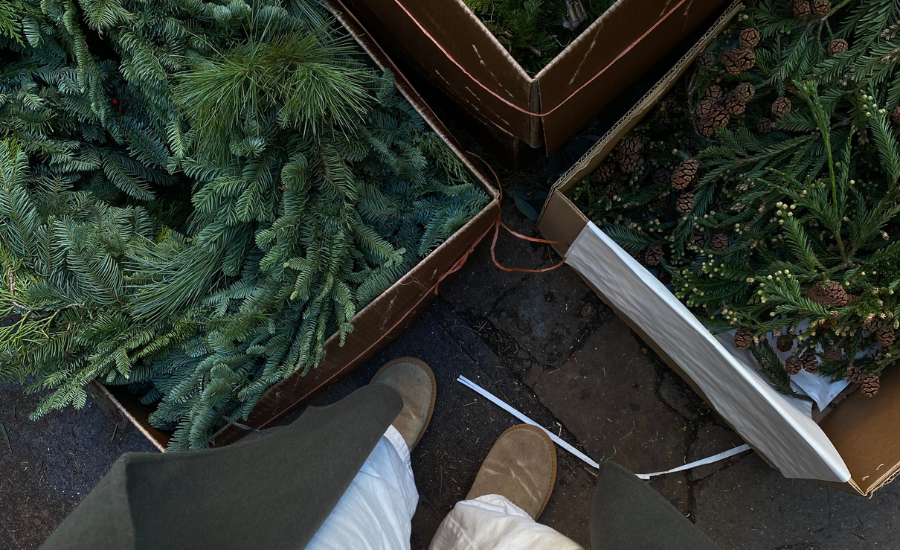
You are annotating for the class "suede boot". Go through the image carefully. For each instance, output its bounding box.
[465,424,557,519]
[371,357,436,451]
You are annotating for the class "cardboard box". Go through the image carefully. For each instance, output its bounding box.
[536,0,900,496]
[331,0,731,159]
[95,4,500,452]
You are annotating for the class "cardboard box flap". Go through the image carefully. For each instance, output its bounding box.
[820,366,900,495]
[537,0,737,151]
[565,223,851,483]
[340,0,536,143]
[540,1,742,200]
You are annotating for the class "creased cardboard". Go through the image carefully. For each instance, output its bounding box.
[96,2,500,452]
[538,0,900,495]
[335,0,730,157]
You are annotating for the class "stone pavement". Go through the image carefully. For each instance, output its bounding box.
[3,203,900,550]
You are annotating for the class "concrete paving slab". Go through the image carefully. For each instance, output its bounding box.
[439,207,541,319]
[525,317,694,513]
[693,452,900,549]
[487,269,598,366]
[688,421,748,482]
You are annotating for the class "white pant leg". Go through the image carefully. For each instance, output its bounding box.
[428,494,585,550]
[306,425,418,550]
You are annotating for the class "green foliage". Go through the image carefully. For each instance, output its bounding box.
[569,0,900,391]
[462,0,616,74]
[0,0,488,449]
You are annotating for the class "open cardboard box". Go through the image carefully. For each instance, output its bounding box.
[536,0,900,496]
[332,0,730,161]
[94,1,501,452]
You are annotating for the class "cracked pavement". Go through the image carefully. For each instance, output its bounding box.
[3,202,900,549]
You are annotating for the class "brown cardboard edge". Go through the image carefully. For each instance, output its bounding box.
[91,382,168,453]
[534,0,627,80]
[97,4,500,451]
[818,365,900,496]
[534,2,889,493]
[538,1,743,222]
[328,0,498,201]
[340,0,538,145]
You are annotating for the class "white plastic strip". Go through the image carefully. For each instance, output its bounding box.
[457,375,752,480]
[457,375,600,468]
[634,444,752,480]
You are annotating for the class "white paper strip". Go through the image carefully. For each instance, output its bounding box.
[634,444,752,480]
[457,375,753,480]
[457,375,600,468]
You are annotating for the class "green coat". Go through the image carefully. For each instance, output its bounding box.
[41,384,719,550]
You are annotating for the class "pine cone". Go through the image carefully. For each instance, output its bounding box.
[711,232,729,251]
[693,230,706,249]
[876,328,896,347]
[607,177,624,196]
[757,117,776,134]
[891,106,900,126]
[652,168,671,186]
[846,363,862,383]
[771,97,792,118]
[698,117,717,137]
[785,355,803,375]
[619,155,643,174]
[861,374,880,397]
[811,0,830,16]
[592,163,618,184]
[792,0,812,19]
[721,48,756,75]
[734,82,755,102]
[739,28,761,49]
[645,244,663,266]
[697,52,716,70]
[777,334,794,352]
[827,38,848,56]
[725,94,746,115]
[809,281,850,307]
[671,159,699,190]
[616,135,643,158]
[823,346,841,362]
[800,349,819,373]
[675,192,695,214]
[710,108,730,129]
[704,85,724,100]
[733,327,753,350]
[696,97,718,119]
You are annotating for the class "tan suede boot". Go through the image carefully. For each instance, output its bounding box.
[465,424,557,519]
[370,357,436,451]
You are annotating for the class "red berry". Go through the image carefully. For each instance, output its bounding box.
[112,98,120,107]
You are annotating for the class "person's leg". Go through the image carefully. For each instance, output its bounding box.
[429,425,584,550]
[306,425,418,550]
[307,357,436,550]
[589,461,720,550]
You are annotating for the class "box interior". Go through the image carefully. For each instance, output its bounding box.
[99,1,501,451]
[339,0,730,153]
[538,0,900,496]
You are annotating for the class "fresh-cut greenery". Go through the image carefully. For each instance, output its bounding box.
[0,0,488,449]
[462,0,616,74]
[569,0,900,398]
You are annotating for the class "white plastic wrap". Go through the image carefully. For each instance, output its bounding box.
[565,222,850,482]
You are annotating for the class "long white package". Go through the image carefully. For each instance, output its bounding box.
[564,222,850,483]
